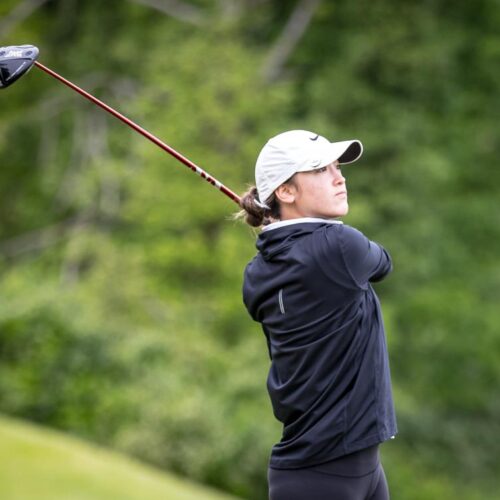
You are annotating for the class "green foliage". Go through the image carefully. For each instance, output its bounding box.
[1,0,499,499]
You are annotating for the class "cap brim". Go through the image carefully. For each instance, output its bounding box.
[304,140,363,171]
[335,140,363,164]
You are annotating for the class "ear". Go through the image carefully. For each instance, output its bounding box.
[275,181,297,205]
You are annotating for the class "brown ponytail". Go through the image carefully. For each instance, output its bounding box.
[236,186,281,227]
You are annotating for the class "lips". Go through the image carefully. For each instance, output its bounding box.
[335,191,347,197]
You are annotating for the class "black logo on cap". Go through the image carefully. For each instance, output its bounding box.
[309,135,319,141]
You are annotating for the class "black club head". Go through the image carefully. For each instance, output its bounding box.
[0,45,39,89]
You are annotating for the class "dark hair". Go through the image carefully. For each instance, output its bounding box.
[236,186,281,227]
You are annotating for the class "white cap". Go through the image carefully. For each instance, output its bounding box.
[255,130,363,207]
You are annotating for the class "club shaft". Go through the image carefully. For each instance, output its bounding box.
[33,61,241,205]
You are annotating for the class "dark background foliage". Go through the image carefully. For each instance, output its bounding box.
[1,0,499,498]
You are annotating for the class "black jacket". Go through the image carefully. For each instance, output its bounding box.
[243,218,397,469]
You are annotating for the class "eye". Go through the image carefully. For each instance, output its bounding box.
[315,166,328,173]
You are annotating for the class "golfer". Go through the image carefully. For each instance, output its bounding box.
[239,130,397,500]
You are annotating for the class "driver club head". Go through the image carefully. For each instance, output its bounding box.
[0,45,39,89]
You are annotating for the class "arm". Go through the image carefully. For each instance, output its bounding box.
[339,225,393,286]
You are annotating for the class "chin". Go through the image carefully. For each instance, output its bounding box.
[336,203,349,217]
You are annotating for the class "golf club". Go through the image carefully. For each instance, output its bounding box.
[0,44,241,205]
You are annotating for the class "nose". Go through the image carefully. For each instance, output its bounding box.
[331,166,345,185]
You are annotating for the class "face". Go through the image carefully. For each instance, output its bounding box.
[276,161,349,220]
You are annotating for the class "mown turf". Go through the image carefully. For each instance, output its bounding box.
[0,414,237,500]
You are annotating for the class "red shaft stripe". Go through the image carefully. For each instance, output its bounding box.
[33,61,241,205]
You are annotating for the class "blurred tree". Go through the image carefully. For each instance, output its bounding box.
[0,0,499,499]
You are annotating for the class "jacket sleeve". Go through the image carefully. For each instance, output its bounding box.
[338,225,393,286]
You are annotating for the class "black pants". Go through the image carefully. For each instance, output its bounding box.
[268,445,389,500]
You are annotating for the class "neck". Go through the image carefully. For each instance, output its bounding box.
[279,204,306,220]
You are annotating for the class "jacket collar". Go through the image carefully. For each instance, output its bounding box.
[262,217,343,232]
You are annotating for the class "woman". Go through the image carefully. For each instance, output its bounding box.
[240,130,397,500]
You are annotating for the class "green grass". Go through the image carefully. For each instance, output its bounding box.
[0,414,238,500]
